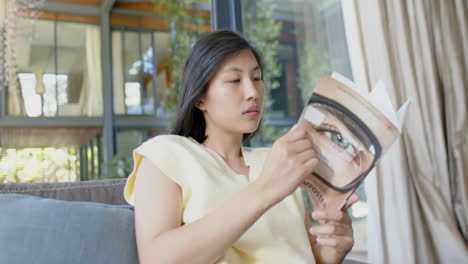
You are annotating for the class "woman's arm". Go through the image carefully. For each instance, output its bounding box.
[305,194,359,264]
[135,128,318,264]
[134,158,272,264]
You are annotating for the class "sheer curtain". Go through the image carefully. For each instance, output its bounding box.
[112,31,125,115]
[79,25,103,116]
[343,0,468,263]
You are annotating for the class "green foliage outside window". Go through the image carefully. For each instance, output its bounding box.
[0,148,78,183]
[156,0,206,113]
[297,43,330,105]
[99,154,133,180]
[242,0,285,146]
[153,0,286,148]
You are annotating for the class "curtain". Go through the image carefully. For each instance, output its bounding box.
[342,0,468,263]
[79,26,103,116]
[112,31,125,115]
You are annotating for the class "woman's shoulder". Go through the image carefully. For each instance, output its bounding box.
[136,134,197,153]
[140,134,193,147]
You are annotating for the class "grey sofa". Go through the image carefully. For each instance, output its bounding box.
[0,178,137,264]
[0,178,128,205]
[0,178,365,264]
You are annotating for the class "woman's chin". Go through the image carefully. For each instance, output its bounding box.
[245,123,261,133]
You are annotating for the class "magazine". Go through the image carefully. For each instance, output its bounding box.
[298,72,410,214]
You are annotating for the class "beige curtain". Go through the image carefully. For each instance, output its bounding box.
[79,25,103,116]
[112,31,125,115]
[343,0,468,263]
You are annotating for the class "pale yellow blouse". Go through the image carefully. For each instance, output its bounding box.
[124,135,315,264]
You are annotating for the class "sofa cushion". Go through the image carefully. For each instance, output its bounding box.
[0,194,138,264]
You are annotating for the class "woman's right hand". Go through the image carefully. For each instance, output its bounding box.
[254,126,319,205]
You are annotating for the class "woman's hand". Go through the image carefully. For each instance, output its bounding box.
[309,194,359,264]
[254,126,319,205]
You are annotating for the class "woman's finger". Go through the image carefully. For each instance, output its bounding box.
[309,223,351,237]
[315,236,354,250]
[284,127,308,143]
[289,138,314,154]
[311,210,346,223]
[343,193,360,210]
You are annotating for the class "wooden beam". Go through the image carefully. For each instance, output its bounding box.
[110,13,139,27]
[47,0,101,6]
[140,16,168,31]
[18,9,100,24]
[114,2,211,20]
[42,0,100,16]
[56,13,100,24]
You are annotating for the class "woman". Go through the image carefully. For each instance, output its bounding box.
[124,30,358,264]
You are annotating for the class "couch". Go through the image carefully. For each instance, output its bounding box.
[0,178,365,264]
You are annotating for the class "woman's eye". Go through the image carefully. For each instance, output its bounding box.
[229,79,240,83]
[253,77,262,81]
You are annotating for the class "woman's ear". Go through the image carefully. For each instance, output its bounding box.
[195,99,206,111]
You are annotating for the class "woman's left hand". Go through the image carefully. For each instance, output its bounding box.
[309,194,359,264]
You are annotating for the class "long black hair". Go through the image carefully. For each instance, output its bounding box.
[170,30,263,143]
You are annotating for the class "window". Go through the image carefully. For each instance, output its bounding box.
[112,30,169,116]
[11,19,102,117]
[242,0,353,120]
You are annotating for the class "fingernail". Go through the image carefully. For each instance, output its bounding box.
[309,227,316,234]
[312,211,324,219]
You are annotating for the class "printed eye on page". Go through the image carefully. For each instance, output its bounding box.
[298,72,411,214]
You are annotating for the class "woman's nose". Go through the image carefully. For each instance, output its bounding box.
[244,79,258,100]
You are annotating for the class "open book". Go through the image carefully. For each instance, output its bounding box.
[298,73,410,213]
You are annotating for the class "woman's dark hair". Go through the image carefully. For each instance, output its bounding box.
[170,30,263,143]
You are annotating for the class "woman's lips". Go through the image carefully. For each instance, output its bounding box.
[243,110,259,117]
[243,106,260,117]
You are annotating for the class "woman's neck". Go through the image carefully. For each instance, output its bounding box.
[202,131,243,162]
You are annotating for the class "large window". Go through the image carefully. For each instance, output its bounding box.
[112,30,171,116]
[242,0,352,121]
[111,0,211,118]
[11,19,102,117]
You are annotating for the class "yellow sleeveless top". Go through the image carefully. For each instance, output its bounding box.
[124,135,315,264]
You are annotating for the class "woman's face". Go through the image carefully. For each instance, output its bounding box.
[300,104,375,188]
[197,49,264,137]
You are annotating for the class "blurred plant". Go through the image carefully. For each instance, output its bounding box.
[155,0,206,113]
[0,147,77,183]
[150,0,285,145]
[99,154,133,179]
[297,43,330,105]
[243,0,284,146]
[1,0,45,115]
